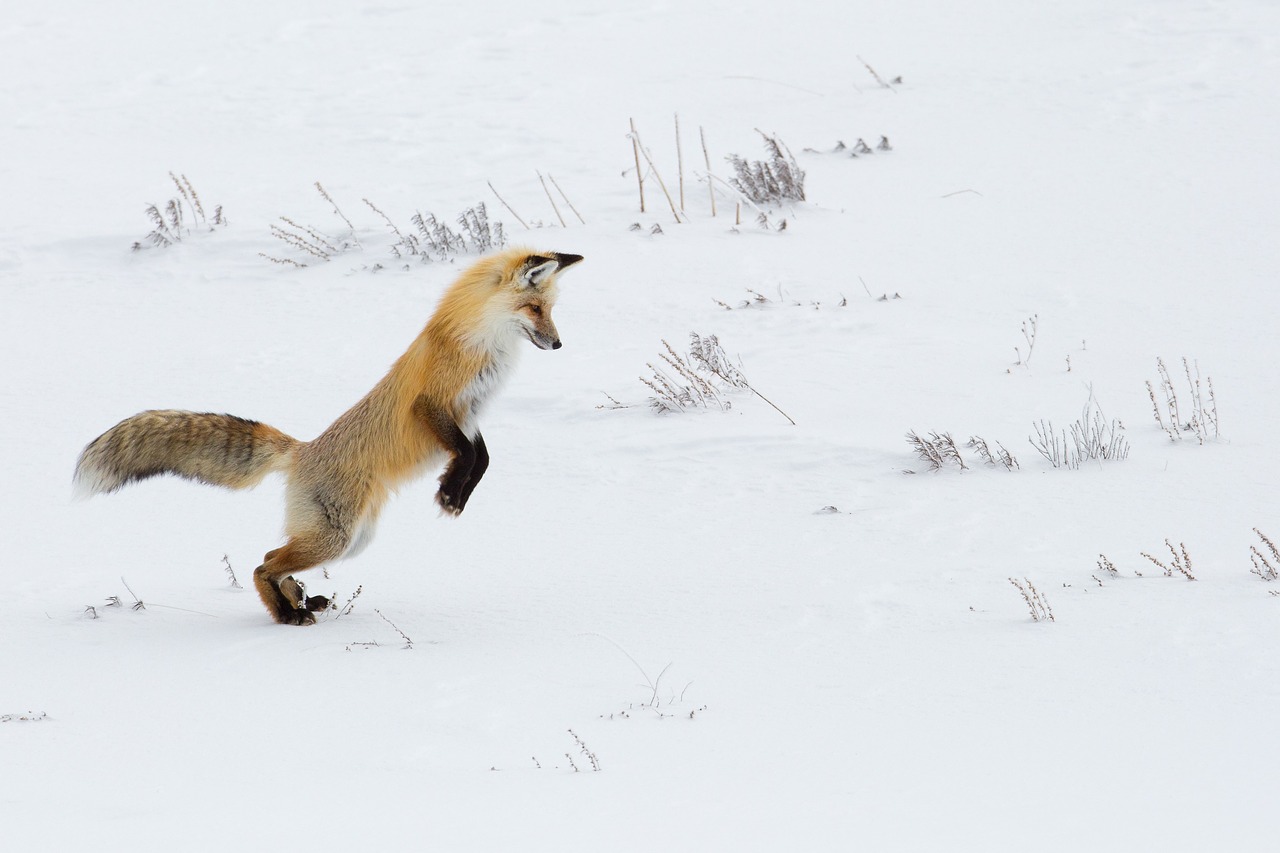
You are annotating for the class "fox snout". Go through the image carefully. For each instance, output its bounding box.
[519,303,561,351]
[527,325,562,350]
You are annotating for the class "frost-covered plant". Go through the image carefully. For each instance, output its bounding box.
[968,435,1019,470]
[642,339,729,414]
[1146,357,1219,443]
[567,729,601,772]
[1030,397,1129,470]
[398,202,506,262]
[636,333,794,423]
[905,432,1018,471]
[260,182,359,267]
[266,217,343,266]
[1097,554,1120,578]
[375,608,414,649]
[726,130,805,205]
[906,431,967,471]
[222,554,242,589]
[1250,529,1279,581]
[133,173,225,250]
[1013,314,1038,367]
[1009,578,1054,622]
[1141,539,1196,581]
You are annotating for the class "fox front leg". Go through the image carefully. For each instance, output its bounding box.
[455,431,489,511]
[435,430,476,516]
[413,397,486,516]
[436,431,488,514]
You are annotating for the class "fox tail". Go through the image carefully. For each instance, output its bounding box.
[74,409,300,498]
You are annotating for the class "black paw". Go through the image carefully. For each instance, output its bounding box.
[304,594,330,612]
[276,607,317,626]
[436,487,464,516]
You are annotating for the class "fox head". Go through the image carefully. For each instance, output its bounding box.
[435,248,583,355]
[508,251,583,350]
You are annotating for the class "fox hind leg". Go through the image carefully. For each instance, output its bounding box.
[254,538,341,625]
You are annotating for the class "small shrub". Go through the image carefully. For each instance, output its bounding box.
[396,202,506,262]
[642,339,729,414]
[1012,314,1038,368]
[1009,578,1055,622]
[905,431,1018,471]
[1146,357,1219,443]
[906,430,967,471]
[1250,529,1279,581]
[1141,539,1196,581]
[133,173,225,250]
[633,333,794,424]
[1097,554,1120,578]
[1030,397,1128,470]
[726,130,805,205]
[968,435,1019,470]
[261,182,359,267]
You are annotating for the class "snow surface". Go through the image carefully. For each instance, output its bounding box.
[4,0,1280,849]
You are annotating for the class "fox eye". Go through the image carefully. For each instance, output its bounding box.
[528,304,543,316]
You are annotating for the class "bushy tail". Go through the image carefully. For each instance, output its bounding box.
[74,409,301,498]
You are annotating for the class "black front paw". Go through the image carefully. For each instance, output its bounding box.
[436,486,464,516]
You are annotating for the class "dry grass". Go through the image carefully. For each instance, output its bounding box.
[635,333,793,424]
[1009,578,1055,622]
[1030,396,1129,470]
[133,173,225,251]
[967,435,1019,470]
[906,431,967,471]
[1250,528,1279,581]
[726,129,805,205]
[905,431,1018,471]
[1141,539,1196,581]
[1146,357,1219,443]
[400,202,506,262]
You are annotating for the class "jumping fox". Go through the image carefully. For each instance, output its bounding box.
[75,248,583,625]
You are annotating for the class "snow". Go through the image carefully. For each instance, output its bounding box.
[4,0,1280,849]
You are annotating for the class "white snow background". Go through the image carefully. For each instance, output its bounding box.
[4,0,1280,849]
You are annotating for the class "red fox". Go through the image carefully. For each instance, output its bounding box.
[75,248,583,625]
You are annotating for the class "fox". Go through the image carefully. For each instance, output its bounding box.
[74,248,583,625]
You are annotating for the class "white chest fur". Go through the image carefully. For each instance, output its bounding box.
[456,347,519,436]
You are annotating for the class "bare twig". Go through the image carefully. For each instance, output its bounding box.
[629,117,646,213]
[857,55,896,92]
[486,180,530,229]
[374,608,414,649]
[548,174,586,224]
[631,122,683,223]
[222,554,242,589]
[1009,578,1054,622]
[121,577,145,611]
[315,182,359,245]
[675,113,685,214]
[536,171,567,227]
[700,126,716,217]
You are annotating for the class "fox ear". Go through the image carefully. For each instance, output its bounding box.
[522,252,583,288]
[522,258,559,288]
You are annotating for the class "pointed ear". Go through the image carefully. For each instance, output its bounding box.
[522,257,559,288]
[552,252,584,270]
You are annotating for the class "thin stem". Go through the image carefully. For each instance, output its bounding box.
[536,171,566,227]
[486,180,529,229]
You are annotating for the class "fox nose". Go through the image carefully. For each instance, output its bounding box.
[552,340,562,350]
